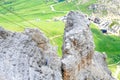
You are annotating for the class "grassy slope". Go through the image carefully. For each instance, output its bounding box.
[54,0,97,15]
[108,63,120,80]
[90,23,120,64]
[0,0,65,56]
[91,23,120,79]
[0,0,120,62]
[0,0,65,31]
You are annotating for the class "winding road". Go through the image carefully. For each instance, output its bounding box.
[50,34,63,40]
[50,4,69,13]
[49,4,67,40]
[50,5,55,11]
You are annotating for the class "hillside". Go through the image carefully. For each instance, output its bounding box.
[0,11,115,80]
[0,0,120,79]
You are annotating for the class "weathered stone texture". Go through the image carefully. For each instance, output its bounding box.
[62,11,115,80]
[0,27,62,80]
[0,11,116,80]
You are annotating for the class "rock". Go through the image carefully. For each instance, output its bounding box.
[0,27,9,39]
[89,0,120,17]
[0,27,62,80]
[0,11,116,80]
[62,11,115,80]
[94,17,101,24]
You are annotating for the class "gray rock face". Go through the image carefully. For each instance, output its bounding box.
[62,11,115,80]
[0,11,116,80]
[89,0,120,16]
[0,27,62,80]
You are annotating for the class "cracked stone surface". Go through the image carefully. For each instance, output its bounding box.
[0,11,116,80]
[0,27,62,80]
[62,11,116,80]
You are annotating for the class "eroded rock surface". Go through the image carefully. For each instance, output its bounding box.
[0,27,62,80]
[62,11,115,80]
[0,11,116,80]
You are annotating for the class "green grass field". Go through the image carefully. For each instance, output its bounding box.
[0,0,120,79]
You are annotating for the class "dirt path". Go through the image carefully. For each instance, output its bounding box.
[49,34,63,45]
[50,4,68,13]
[50,5,55,11]
[50,34,63,40]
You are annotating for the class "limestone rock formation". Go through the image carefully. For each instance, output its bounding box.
[0,11,116,80]
[0,27,62,80]
[62,11,115,80]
